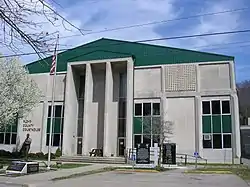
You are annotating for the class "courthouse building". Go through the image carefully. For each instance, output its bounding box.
[0,38,241,163]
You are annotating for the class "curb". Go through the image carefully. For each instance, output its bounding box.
[184,170,233,174]
[115,169,159,173]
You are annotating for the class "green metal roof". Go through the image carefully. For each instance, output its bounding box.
[26,38,234,74]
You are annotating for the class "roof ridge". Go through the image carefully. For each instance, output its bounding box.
[100,38,234,59]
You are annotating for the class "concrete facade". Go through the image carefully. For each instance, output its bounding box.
[0,55,240,163]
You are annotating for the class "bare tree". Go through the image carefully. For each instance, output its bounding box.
[0,57,41,129]
[143,113,174,166]
[237,80,250,125]
[0,0,86,60]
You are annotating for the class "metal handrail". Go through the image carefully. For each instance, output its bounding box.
[125,148,208,165]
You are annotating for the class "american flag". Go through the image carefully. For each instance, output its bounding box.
[50,37,58,75]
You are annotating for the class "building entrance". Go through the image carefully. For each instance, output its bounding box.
[118,138,126,156]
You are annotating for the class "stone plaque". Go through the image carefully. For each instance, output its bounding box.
[27,163,39,173]
[136,143,150,164]
[162,143,176,164]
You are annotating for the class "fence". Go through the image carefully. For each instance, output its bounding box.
[241,129,250,159]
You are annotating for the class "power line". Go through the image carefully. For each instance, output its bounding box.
[2,29,250,59]
[8,6,250,49]
[58,7,249,40]
[193,40,250,49]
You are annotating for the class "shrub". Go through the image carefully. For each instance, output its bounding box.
[55,148,62,158]
[45,153,56,159]
[0,150,12,158]
[155,165,166,172]
[35,152,45,159]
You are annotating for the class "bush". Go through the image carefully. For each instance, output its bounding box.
[0,149,57,160]
[55,148,62,158]
[35,152,45,159]
[0,150,12,158]
[155,165,166,172]
[45,153,56,159]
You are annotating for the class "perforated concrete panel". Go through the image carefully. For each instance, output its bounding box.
[165,64,197,92]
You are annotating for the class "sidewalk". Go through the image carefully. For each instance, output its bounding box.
[0,163,116,186]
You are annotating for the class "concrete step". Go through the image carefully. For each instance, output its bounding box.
[57,156,126,164]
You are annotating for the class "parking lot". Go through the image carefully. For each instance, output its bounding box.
[41,169,249,187]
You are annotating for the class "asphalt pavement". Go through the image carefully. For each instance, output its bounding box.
[35,169,249,187]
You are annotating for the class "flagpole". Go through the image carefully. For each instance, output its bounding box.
[47,34,59,169]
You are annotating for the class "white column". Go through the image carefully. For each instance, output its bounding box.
[231,94,241,163]
[126,59,134,150]
[160,66,168,126]
[103,62,117,156]
[195,96,202,157]
[62,65,78,156]
[82,63,94,155]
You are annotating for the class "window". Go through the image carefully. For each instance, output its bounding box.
[212,100,220,114]
[213,134,222,149]
[202,101,210,114]
[118,98,126,137]
[203,134,212,148]
[223,134,231,148]
[135,104,142,116]
[134,135,142,147]
[0,117,18,145]
[133,101,161,147]
[202,100,232,149]
[153,103,160,115]
[46,105,64,147]
[222,101,230,114]
[118,118,126,137]
[143,103,151,116]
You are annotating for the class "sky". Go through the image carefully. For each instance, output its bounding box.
[2,0,250,82]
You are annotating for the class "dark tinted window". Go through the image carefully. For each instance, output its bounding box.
[5,133,10,144]
[135,104,142,116]
[134,135,141,147]
[213,134,222,149]
[48,105,63,117]
[53,134,60,146]
[119,100,126,118]
[153,103,160,115]
[118,119,126,137]
[223,134,232,148]
[11,134,17,144]
[222,101,230,114]
[143,103,151,116]
[202,101,210,114]
[203,135,212,148]
[212,101,221,114]
[55,106,62,117]
[0,133,4,144]
[143,135,151,147]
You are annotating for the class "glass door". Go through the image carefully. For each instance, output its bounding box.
[118,138,126,157]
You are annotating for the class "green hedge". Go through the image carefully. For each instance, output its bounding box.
[0,149,59,160]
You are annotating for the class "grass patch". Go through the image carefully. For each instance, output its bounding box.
[185,165,250,181]
[51,167,115,181]
[186,162,241,167]
[51,163,91,169]
[114,166,172,172]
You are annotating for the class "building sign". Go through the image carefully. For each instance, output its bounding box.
[27,163,39,173]
[162,143,176,165]
[6,162,25,171]
[136,143,150,164]
[23,120,41,132]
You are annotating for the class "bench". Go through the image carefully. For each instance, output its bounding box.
[89,148,103,157]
